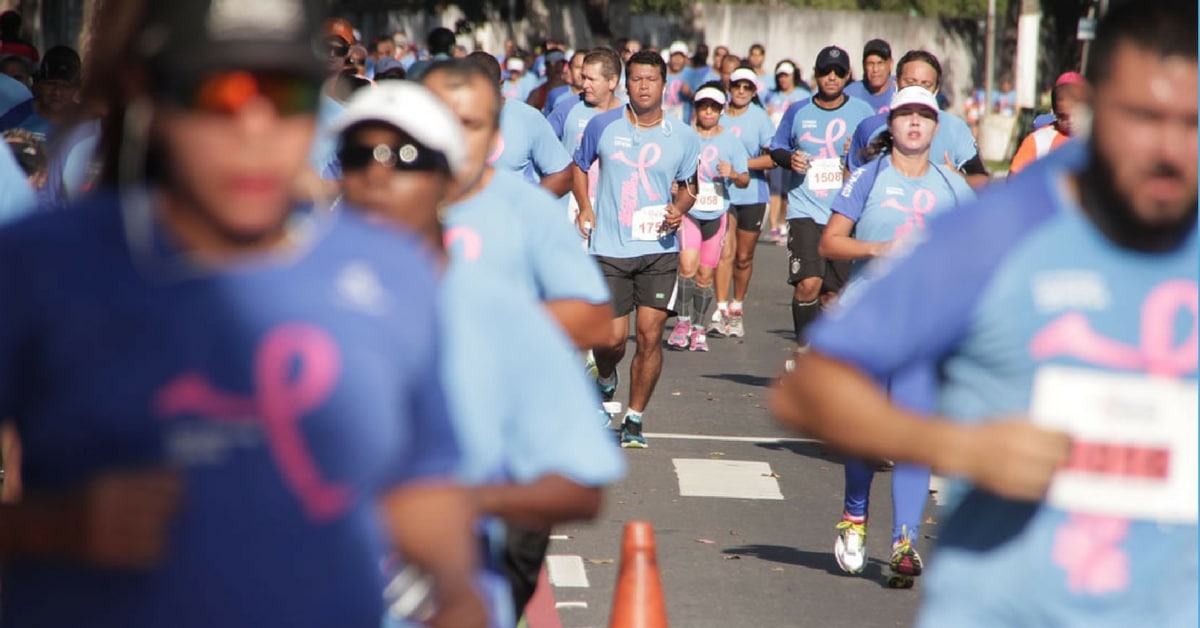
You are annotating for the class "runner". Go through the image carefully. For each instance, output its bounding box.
[746,43,771,94]
[775,2,1196,623]
[548,47,624,226]
[769,45,874,350]
[763,59,810,245]
[467,52,572,196]
[1,46,80,142]
[332,81,625,628]
[663,41,693,122]
[572,50,701,448]
[846,50,989,189]
[844,39,896,113]
[501,56,534,102]
[541,48,586,117]
[526,49,568,114]
[716,52,741,91]
[710,66,777,338]
[667,82,748,352]
[404,27,455,82]
[818,86,974,587]
[1009,71,1089,175]
[0,1,486,626]
[421,59,613,350]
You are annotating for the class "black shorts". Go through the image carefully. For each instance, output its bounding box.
[684,213,725,240]
[502,525,551,622]
[730,203,767,232]
[596,253,680,317]
[786,217,851,294]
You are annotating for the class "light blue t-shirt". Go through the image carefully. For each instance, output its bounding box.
[692,128,749,221]
[770,96,875,223]
[574,107,701,259]
[847,109,979,171]
[12,111,56,143]
[0,140,35,221]
[844,77,897,115]
[664,70,691,122]
[309,95,345,179]
[490,98,572,182]
[685,66,713,92]
[0,73,31,122]
[443,168,610,304]
[501,74,540,102]
[542,84,574,116]
[720,105,774,205]
[832,156,974,281]
[810,145,1198,628]
[765,87,811,127]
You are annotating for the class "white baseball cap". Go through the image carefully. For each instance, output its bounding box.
[889,86,939,114]
[506,57,525,72]
[330,82,467,175]
[729,67,758,87]
[775,61,796,75]
[693,85,727,106]
[668,41,690,57]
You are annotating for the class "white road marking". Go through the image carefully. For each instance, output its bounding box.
[555,601,589,609]
[549,534,571,540]
[672,458,785,500]
[929,475,949,506]
[645,432,821,444]
[546,555,590,588]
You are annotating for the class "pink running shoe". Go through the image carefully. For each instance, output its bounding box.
[667,320,691,349]
[689,327,709,352]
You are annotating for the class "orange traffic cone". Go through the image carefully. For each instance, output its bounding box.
[609,520,668,628]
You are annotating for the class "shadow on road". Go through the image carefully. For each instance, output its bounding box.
[763,328,797,340]
[754,440,835,463]
[700,373,774,387]
[721,544,891,585]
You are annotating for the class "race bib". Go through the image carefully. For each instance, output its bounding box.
[805,158,843,192]
[631,204,668,241]
[694,181,725,214]
[1030,366,1198,524]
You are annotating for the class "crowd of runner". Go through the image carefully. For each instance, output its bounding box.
[0,0,1194,626]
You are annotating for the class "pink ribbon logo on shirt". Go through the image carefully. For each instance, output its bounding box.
[665,79,683,106]
[155,323,352,522]
[612,143,664,200]
[882,189,937,240]
[729,125,743,139]
[444,226,483,262]
[797,118,847,158]
[1052,514,1132,596]
[698,144,719,183]
[487,136,505,165]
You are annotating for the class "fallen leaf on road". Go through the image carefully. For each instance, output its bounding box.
[729,530,741,536]
[771,567,785,572]
[586,558,615,565]
[671,392,681,396]
[723,555,741,560]
[694,538,716,545]
[924,517,937,525]
[761,472,781,478]
[709,451,726,457]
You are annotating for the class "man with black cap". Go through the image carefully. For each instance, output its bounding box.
[525,48,567,113]
[0,1,486,627]
[845,38,896,114]
[1,45,80,142]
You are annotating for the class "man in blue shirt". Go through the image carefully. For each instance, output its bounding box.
[844,39,896,114]
[405,27,455,82]
[2,46,79,142]
[775,2,1197,624]
[573,50,701,448]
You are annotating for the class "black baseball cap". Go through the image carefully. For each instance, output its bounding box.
[132,0,327,84]
[34,46,81,84]
[863,39,892,61]
[815,46,850,72]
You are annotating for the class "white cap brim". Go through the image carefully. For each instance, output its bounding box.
[506,59,525,72]
[693,86,727,105]
[775,62,796,75]
[889,86,939,114]
[330,82,467,176]
[729,68,758,87]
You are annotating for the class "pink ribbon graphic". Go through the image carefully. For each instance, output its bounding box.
[155,324,351,522]
[1029,280,1198,378]
[665,79,683,106]
[797,118,847,158]
[1052,514,1132,596]
[611,143,664,201]
[729,125,743,139]
[487,136,505,165]
[698,144,719,183]
[882,188,937,240]
[444,226,483,262]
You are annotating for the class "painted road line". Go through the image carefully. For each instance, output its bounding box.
[549,534,571,540]
[554,601,588,609]
[929,474,948,506]
[645,432,821,444]
[673,458,785,500]
[546,555,590,588]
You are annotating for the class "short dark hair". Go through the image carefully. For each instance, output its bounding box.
[749,43,765,56]
[421,58,502,125]
[583,47,621,80]
[895,50,942,89]
[1085,0,1196,86]
[466,50,502,85]
[426,27,456,55]
[626,49,666,81]
[570,49,587,64]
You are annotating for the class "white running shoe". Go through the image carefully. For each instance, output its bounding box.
[834,517,868,575]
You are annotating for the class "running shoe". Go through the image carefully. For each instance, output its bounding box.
[619,416,647,449]
[667,320,691,349]
[689,327,709,352]
[727,307,745,338]
[834,516,868,575]
[584,350,598,380]
[597,370,618,403]
[783,344,810,373]
[887,530,924,589]
[708,309,729,337]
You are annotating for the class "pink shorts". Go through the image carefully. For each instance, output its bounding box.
[680,212,728,268]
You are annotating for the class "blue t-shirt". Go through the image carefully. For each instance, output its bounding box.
[574,107,701,259]
[720,105,774,205]
[542,84,574,116]
[39,119,100,211]
[664,70,692,122]
[846,109,979,172]
[0,73,31,126]
[309,94,345,179]
[844,77,896,114]
[501,74,540,102]
[0,191,460,628]
[686,65,714,92]
[692,128,749,220]
[12,110,56,143]
[490,98,572,182]
[770,96,875,223]
[444,168,610,304]
[1033,112,1056,130]
[0,141,35,222]
[765,87,811,127]
[809,146,1198,628]
[832,156,974,282]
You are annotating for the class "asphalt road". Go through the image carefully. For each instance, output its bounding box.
[534,237,944,628]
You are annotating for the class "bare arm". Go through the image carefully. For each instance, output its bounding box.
[818,214,889,261]
[571,164,594,239]
[539,167,573,198]
[472,475,602,530]
[544,299,615,349]
[747,153,776,171]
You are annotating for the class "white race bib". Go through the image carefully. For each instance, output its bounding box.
[805,157,843,192]
[694,181,725,214]
[1031,366,1198,524]
[631,204,668,241]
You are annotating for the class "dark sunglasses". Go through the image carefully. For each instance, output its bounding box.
[165,71,320,116]
[731,81,756,91]
[816,65,849,79]
[338,142,450,173]
[328,40,350,58]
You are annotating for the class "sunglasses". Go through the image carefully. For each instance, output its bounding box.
[328,40,350,58]
[338,142,449,173]
[167,71,320,117]
[731,81,755,91]
[816,65,849,79]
